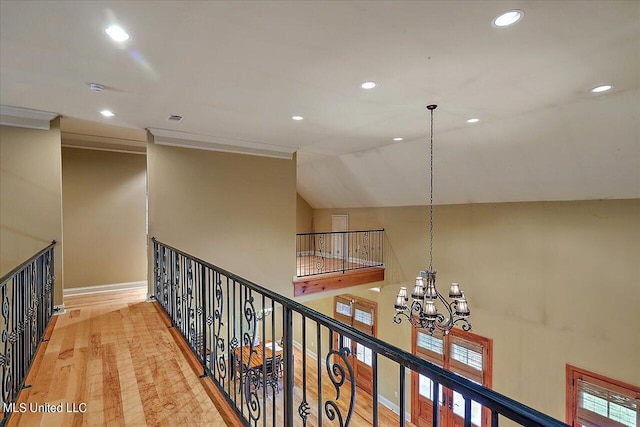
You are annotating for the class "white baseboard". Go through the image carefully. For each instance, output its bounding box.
[378,394,411,421]
[63,281,147,297]
[293,339,326,367]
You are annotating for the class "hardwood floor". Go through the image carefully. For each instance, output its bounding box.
[8,288,225,426]
[226,345,416,426]
[9,288,414,426]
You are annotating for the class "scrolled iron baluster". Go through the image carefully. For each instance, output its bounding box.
[213,276,226,380]
[316,234,325,273]
[298,400,311,423]
[242,293,257,361]
[361,231,370,266]
[162,249,169,308]
[241,292,262,422]
[44,251,54,319]
[29,264,37,352]
[244,367,262,423]
[174,255,182,329]
[186,262,198,352]
[324,346,356,427]
[1,282,11,407]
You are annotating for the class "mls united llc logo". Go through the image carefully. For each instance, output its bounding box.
[3,402,87,413]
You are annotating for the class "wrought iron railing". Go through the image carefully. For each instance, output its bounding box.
[152,238,566,427]
[1,242,56,426]
[296,229,384,277]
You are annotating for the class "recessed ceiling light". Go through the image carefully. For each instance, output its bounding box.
[361,81,378,90]
[100,110,115,117]
[292,115,304,121]
[105,25,130,42]
[492,10,524,28]
[591,84,613,93]
[466,118,480,123]
[393,137,403,141]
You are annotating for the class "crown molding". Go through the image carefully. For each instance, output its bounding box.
[147,128,296,160]
[0,105,59,130]
[61,132,146,154]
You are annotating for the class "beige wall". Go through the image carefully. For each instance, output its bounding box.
[296,193,313,233]
[61,147,147,289]
[0,121,64,305]
[309,199,640,420]
[147,138,297,297]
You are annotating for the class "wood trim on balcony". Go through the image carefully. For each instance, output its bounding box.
[293,266,384,297]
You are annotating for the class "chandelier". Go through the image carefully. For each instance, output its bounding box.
[393,105,472,334]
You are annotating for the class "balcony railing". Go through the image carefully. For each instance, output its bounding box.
[152,238,567,427]
[1,242,56,426]
[296,229,384,277]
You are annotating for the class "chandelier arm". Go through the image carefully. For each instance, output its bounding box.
[452,317,473,332]
[410,300,423,317]
[436,291,455,318]
[430,292,455,332]
[392,310,410,324]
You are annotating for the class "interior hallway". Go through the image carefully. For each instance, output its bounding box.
[7,288,225,426]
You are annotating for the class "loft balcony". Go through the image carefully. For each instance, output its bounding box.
[2,240,568,427]
[294,229,385,296]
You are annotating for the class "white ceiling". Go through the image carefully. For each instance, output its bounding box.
[1,1,638,208]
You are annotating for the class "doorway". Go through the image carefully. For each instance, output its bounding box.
[331,214,348,259]
[333,294,377,395]
[411,328,493,427]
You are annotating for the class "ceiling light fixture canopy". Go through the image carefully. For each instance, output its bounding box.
[393,105,472,335]
[493,10,524,28]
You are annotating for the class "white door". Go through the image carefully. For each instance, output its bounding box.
[331,215,348,259]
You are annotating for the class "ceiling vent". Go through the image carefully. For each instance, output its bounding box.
[167,114,184,123]
[89,83,105,93]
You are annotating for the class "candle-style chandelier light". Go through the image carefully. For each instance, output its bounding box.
[393,105,472,335]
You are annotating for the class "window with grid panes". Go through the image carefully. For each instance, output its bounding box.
[412,329,492,427]
[449,336,484,425]
[416,331,445,404]
[568,365,639,427]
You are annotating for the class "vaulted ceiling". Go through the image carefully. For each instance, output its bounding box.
[1,1,638,208]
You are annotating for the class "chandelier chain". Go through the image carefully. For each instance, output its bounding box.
[429,106,434,270]
[393,104,471,334]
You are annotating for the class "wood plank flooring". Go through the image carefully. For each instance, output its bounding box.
[8,288,225,427]
[222,344,416,426]
[8,288,414,426]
